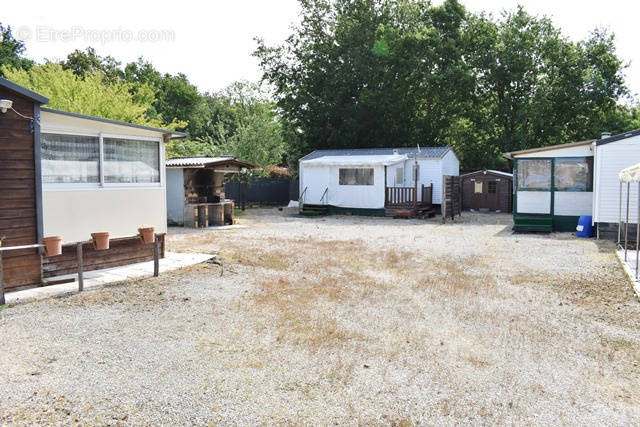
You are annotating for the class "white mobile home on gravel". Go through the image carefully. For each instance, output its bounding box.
[298,147,459,216]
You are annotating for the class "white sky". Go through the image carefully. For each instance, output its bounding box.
[3,0,639,98]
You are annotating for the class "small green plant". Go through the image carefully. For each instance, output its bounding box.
[234,209,246,217]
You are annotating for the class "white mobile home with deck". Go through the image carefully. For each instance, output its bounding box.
[299,147,459,216]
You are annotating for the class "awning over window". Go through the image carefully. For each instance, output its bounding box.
[619,163,640,183]
[301,154,407,167]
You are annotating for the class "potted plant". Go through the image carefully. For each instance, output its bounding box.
[42,236,62,257]
[138,226,155,244]
[91,232,110,250]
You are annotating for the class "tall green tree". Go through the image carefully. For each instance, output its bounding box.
[202,81,286,170]
[61,47,123,82]
[0,23,33,75]
[255,0,631,170]
[123,58,211,140]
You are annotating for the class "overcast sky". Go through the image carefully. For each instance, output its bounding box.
[3,0,639,98]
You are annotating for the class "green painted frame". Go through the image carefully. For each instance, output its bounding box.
[514,157,553,216]
[553,156,594,192]
[513,156,594,230]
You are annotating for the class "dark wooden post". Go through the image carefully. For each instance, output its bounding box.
[241,181,247,211]
[77,242,84,292]
[153,235,159,277]
[0,251,4,306]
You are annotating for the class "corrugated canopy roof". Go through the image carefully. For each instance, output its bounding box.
[300,147,451,161]
[619,162,640,183]
[166,156,255,169]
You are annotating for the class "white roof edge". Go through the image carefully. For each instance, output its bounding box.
[301,154,408,167]
[460,169,513,178]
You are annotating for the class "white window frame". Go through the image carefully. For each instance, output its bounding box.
[101,133,164,189]
[41,129,164,190]
[395,167,404,186]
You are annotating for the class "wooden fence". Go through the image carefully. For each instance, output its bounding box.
[385,184,433,208]
[442,175,462,222]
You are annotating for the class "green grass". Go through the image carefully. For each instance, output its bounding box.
[234,209,246,217]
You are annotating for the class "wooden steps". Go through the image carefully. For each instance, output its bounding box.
[385,206,436,219]
[300,203,329,216]
[513,215,553,232]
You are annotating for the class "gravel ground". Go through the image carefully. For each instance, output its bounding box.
[0,209,638,424]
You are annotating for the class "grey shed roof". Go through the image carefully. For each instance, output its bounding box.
[460,169,513,178]
[300,147,452,161]
[0,78,49,104]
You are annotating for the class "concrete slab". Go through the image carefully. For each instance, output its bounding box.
[615,248,640,298]
[168,225,247,235]
[5,252,213,304]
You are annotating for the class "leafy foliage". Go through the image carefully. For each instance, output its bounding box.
[0,23,33,75]
[255,0,634,169]
[201,82,287,172]
[2,63,180,130]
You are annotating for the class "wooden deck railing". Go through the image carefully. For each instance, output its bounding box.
[385,184,433,208]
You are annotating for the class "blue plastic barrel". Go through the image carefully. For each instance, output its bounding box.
[576,215,593,238]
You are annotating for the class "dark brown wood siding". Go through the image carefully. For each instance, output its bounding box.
[0,87,42,288]
[461,171,513,213]
[43,234,165,278]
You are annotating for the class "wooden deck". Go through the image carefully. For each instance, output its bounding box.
[385,184,435,218]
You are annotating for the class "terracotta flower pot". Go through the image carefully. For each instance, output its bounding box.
[91,232,110,251]
[138,226,155,244]
[42,236,62,257]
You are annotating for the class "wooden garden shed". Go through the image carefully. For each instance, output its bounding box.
[461,170,513,213]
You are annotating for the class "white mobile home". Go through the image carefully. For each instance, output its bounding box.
[593,130,640,237]
[0,77,185,290]
[39,108,185,242]
[299,147,459,215]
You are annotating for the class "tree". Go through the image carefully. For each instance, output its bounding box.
[0,23,33,75]
[123,58,210,140]
[256,1,631,170]
[202,81,286,171]
[2,63,180,130]
[61,47,123,82]
[255,0,476,158]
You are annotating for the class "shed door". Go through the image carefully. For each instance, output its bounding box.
[467,178,500,211]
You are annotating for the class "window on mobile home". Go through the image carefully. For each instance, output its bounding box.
[41,133,100,183]
[103,138,160,183]
[554,157,593,191]
[41,133,161,186]
[517,159,552,190]
[339,168,374,185]
[395,167,404,185]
